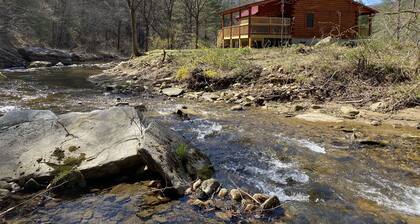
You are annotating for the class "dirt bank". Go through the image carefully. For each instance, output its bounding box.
[90,41,420,129]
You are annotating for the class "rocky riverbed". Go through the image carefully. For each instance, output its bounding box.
[0,65,419,223]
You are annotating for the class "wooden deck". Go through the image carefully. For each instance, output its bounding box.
[217,17,292,48]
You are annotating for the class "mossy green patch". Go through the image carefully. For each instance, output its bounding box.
[197,165,214,180]
[47,153,86,186]
[52,148,65,161]
[68,145,80,152]
[175,143,188,161]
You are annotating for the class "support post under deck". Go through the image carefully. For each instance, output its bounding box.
[248,8,252,48]
[230,13,233,48]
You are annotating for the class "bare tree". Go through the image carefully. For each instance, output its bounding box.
[396,0,402,40]
[182,0,210,48]
[163,0,177,49]
[126,0,142,56]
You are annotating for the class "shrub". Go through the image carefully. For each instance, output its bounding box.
[175,143,188,160]
[173,48,251,80]
[176,65,193,80]
[204,70,219,78]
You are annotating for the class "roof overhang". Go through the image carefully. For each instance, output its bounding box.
[221,0,379,16]
[221,0,282,15]
[352,1,379,14]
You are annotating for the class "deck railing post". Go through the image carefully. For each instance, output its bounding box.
[230,13,233,48]
[248,8,252,48]
[239,9,242,48]
[221,14,224,48]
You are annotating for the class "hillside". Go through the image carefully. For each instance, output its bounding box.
[94,39,419,113]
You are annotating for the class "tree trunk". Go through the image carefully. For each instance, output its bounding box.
[168,16,173,49]
[117,20,121,51]
[129,7,141,57]
[195,16,199,49]
[145,24,149,52]
[396,0,401,40]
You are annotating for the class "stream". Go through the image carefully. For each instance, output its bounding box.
[0,66,419,223]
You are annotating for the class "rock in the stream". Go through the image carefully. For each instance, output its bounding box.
[192,179,202,191]
[195,188,209,200]
[253,193,270,203]
[202,92,219,102]
[370,120,382,126]
[245,204,259,213]
[230,105,244,111]
[28,61,52,68]
[261,196,280,210]
[190,199,214,208]
[185,187,193,195]
[340,106,360,117]
[292,105,305,112]
[0,107,211,195]
[295,112,343,123]
[218,188,228,198]
[200,179,220,196]
[55,62,65,67]
[230,189,242,201]
[162,87,184,97]
[370,102,385,111]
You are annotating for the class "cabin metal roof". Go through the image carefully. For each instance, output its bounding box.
[221,0,378,15]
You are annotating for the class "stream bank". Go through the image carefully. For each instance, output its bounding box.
[0,65,419,223]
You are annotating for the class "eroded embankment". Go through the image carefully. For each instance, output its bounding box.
[90,41,419,129]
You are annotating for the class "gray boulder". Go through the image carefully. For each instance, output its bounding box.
[162,87,184,97]
[28,61,52,68]
[200,179,220,196]
[0,107,211,195]
[340,106,360,117]
[18,47,73,65]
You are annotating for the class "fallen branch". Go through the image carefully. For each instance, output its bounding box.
[228,176,261,205]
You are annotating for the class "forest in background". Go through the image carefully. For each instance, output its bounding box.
[0,0,259,55]
[0,0,417,56]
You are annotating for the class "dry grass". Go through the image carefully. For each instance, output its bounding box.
[118,39,419,110]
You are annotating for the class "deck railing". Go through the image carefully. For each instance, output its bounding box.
[220,16,291,39]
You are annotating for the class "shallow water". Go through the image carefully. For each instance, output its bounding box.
[1,66,419,223]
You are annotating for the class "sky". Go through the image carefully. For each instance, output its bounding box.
[363,0,383,5]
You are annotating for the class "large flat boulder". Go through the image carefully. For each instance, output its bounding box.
[17,47,74,65]
[0,107,211,194]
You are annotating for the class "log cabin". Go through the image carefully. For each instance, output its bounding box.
[217,0,378,47]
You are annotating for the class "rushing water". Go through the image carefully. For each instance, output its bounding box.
[1,66,419,223]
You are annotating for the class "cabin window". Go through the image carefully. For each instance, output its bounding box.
[306,13,314,28]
